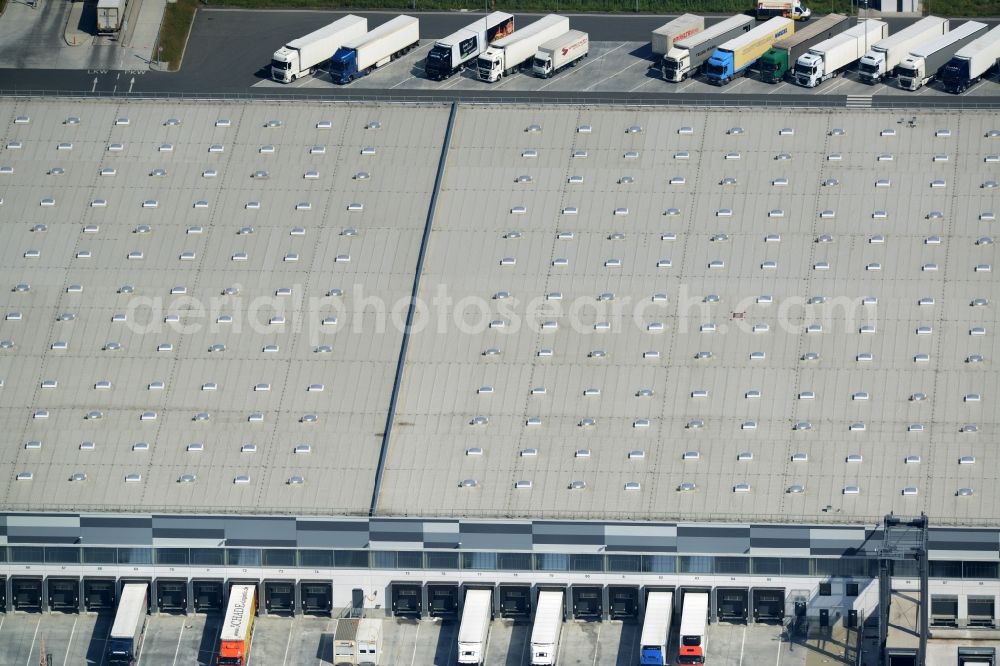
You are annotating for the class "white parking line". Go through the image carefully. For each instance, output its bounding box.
[170,619,186,666]
[767,82,789,94]
[739,623,747,665]
[822,77,851,94]
[590,622,603,666]
[63,617,79,666]
[726,78,749,93]
[409,620,421,666]
[25,616,41,666]
[775,625,783,666]
[537,43,628,91]
[281,621,294,666]
[583,55,648,92]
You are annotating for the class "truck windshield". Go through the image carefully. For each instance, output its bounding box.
[704,63,724,77]
[532,57,547,69]
[681,636,702,646]
[427,47,448,62]
[859,61,878,74]
[217,659,242,665]
[271,59,290,70]
[794,62,813,75]
[329,58,348,75]
[762,61,779,72]
[476,56,492,69]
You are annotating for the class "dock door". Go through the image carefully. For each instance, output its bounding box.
[12,577,43,611]
[391,582,423,617]
[300,581,332,615]
[499,584,531,618]
[84,579,115,612]
[47,578,80,612]
[572,585,603,620]
[192,580,224,613]
[608,586,639,619]
[427,583,460,618]
[716,588,749,622]
[752,588,785,623]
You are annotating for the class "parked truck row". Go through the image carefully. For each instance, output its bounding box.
[270,12,1000,93]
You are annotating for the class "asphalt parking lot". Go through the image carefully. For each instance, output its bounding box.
[252,38,1000,98]
[0,611,859,666]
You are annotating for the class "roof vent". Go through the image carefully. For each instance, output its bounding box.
[569,480,587,490]
[460,479,479,488]
[624,482,641,491]
[288,475,305,485]
[515,480,533,489]
[677,482,696,492]
[733,483,751,493]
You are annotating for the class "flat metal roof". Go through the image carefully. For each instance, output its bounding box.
[377,105,1000,525]
[0,98,450,515]
[2,99,1000,527]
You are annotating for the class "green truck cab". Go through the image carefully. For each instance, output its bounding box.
[758,47,790,82]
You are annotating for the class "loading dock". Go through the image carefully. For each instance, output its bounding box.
[12,577,43,612]
[572,585,603,620]
[717,587,749,622]
[427,583,459,618]
[608,586,639,619]
[155,579,188,613]
[264,581,295,615]
[300,581,332,615]
[83,578,115,611]
[391,582,422,617]
[752,588,785,623]
[193,580,224,612]
[46,578,80,612]
[499,584,531,618]
[0,577,6,612]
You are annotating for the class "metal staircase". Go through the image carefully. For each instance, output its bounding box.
[877,513,929,666]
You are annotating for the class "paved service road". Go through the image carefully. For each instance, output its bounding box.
[0,8,998,108]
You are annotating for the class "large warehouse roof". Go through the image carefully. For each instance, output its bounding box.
[0,99,449,515]
[0,99,998,525]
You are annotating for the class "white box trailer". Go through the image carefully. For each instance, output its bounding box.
[898,21,988,90]
[107,583,148,664]
[639,591,673,666]
[942,24,1000,93]
[661,14,755,82]
[794,19,887,87]
[478,14,570,82]
[530,590,564,665]
[859,15,948,83]
[329,15,420,84]
[652,14,704,57]
[532,30,589,78]
[272,15,368,83]
[457,589,493,665]
[424,12,514,80]
[96,0,128,35]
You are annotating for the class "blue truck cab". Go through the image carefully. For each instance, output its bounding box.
[704,50,738,84]
[640,646,666,665]
[329,47,359,84]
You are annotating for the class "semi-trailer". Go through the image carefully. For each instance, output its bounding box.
[756,0,811,22]
[678,593,709,665]
[424,12,514,80]
[662,15,754,81]
[942,24,1000,93]
[651,14,704,60]
[330,16,420,84]
[457,589,493,665]
[217,584,257,666]
[532,30,589,78]
[758,13,851,82]
[530,590,564,665]
[107,583,148,664]
[96,0,128,35]
[898,21,988,90]
[794,19,887,88]
[859,16,948,84]
[271,15,367,83]
[478,14,570,82]
[639,591,674,666]
[704,16,794,85]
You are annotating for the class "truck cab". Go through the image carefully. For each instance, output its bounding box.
[758,48,788,82]
[271,47,298,83]
[532,53,554,77]
[477,48,504,82]
[858,51,886,83]
[896,56,923,90]
[661,48,689,80]
[703,52,733,84]
[794,52,823,87]
[329,47,358,84]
